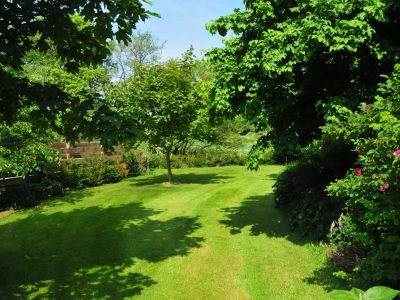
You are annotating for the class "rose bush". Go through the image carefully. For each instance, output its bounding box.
[324,64,400,286]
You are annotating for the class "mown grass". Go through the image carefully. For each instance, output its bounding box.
[0,166,342,299]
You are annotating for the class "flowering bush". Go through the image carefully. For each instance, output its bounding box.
[324,64,400,286]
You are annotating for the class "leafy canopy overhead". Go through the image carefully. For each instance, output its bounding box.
[206,0,399,162]
[0,0,154,133]
[1,0,153,69]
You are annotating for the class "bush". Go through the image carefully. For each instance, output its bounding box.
[63,157,124,188]
[0,157,124,210]
[0,177,64,209]
[102,160,124,183]
[274,139,355,239]
[356,237,400,287]
[126,147,248,170]
[122,149,148,177]
[324,65,400,286]
[33,177,64,200]
[0,121,61,178]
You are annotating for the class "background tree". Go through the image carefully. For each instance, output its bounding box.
[111,31,166,81]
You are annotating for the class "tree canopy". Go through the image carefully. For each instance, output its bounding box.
[111,31,165,81]
[104,50,213,183]
[0,0,153,136]
[206,0,400,162]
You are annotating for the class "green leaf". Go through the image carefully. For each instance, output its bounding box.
[363,286,400,300]
[328,289,360,300]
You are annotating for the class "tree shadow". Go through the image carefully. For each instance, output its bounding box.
[220,194,353,292]
[303,262,351,292]
[220,195,307,245]
[31,188,96,213]
[0,202,203,299]
[264,172,282,181]
[130,173,233,186]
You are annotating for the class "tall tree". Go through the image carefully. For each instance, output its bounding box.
[112,31,165,81]
[206,0,400,163]
[0,0,153,138]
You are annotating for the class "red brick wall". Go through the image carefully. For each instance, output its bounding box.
[53,141,122,160]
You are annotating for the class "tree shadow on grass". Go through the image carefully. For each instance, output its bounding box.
[130,173,233,186]
[303,262,351,292]
[31,188,96,213]
[220,194,352,292]
[0,202,203,299]
[264,172,282,181]
[220,194,307,245]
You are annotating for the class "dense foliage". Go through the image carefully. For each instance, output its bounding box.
[274,139,355,239]
[125,148,248,171]
[1,157,125,210]
[0,120,60,178]
[1,2,152,132]
[324,65,400,286]
[206,0,399,161]
[0,177,64,210]
[63,157,124,189]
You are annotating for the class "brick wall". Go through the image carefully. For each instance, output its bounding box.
[53,141,123,160]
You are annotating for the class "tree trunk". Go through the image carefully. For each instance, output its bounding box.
[166,148,174,183]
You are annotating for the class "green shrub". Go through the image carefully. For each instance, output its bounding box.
[63,157,124,188]
[128,147,248,170]
[274,139,355,239]
[102,160,124,183]
[33,177,64,200]
[0,177,64,209]
[0,121,61,178]
[324,64,400,286]
[122,149,148,177]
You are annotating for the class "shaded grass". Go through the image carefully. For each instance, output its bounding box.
[0,166,342,299]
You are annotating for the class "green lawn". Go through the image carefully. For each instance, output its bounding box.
[0,166,339,299]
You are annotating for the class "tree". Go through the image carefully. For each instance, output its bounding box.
[111,31,166,81]
[0,47,110,179]
[0,1,153,137]
[21,48,110,142]
[206,0,400,163]
[105,50,210,183]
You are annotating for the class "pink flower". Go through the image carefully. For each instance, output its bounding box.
[380,183,389,192]
[393,149,400,157]
[355,168,362,176]
[364,104,371,110]
[356,149,362,156]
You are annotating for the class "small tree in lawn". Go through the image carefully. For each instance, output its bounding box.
[106,49,207,183]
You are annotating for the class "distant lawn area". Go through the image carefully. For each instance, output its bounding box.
[0,166,341,299]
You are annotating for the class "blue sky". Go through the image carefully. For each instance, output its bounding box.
[137,0,244,59]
